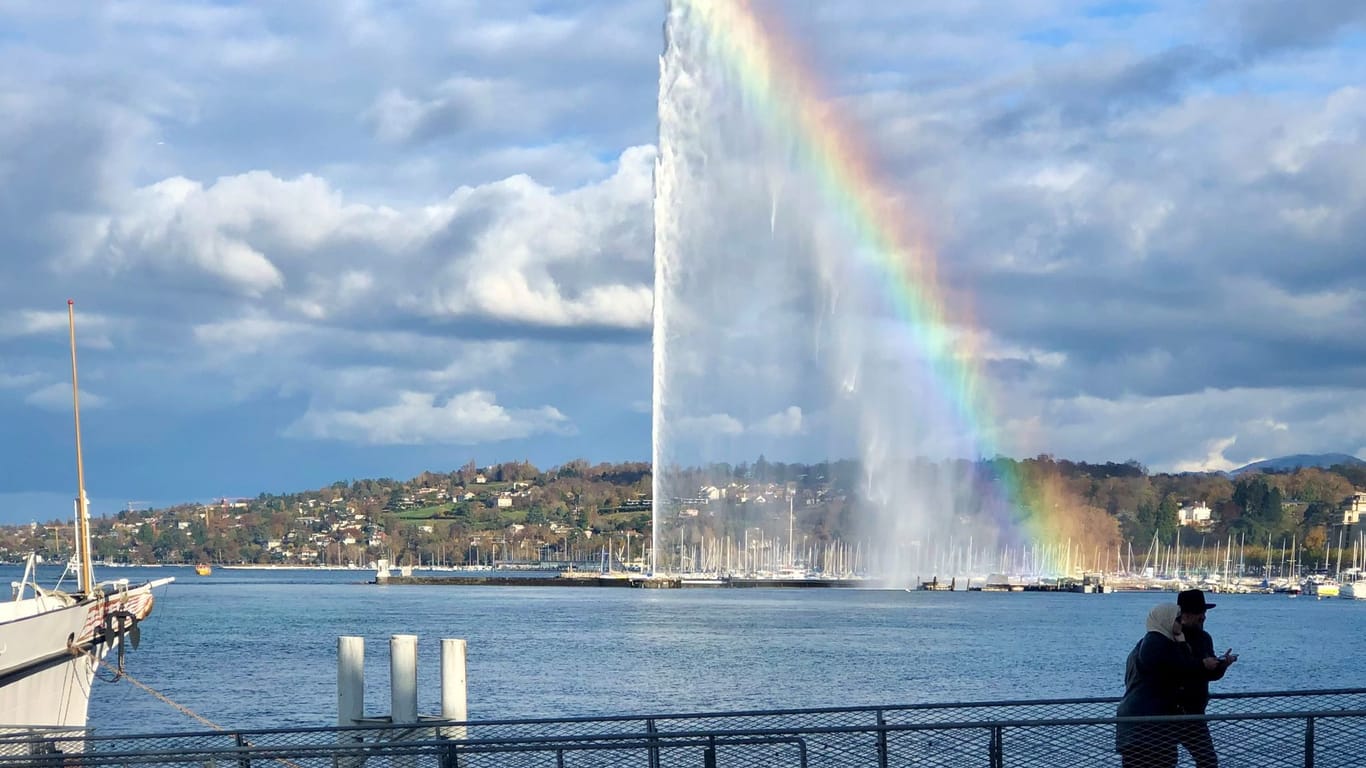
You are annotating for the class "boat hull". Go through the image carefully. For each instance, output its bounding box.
[0,582,160,728]
[1341,582,1366,600]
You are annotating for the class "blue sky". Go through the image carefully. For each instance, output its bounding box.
[1,0,1364,524]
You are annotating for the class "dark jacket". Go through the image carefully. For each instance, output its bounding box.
[1115,631,1210,752]
[1179,625,1229,714]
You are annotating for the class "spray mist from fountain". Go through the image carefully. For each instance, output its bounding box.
[651,1,1045,583]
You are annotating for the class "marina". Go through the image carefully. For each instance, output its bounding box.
[0,565,1341,735]
[367,559,1366,597]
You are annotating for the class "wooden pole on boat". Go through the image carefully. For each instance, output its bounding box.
[67,300,95,595]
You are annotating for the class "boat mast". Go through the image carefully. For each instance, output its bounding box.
[68,300,95,594]
[787,494,794,569]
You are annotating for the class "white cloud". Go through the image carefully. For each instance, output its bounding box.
[1012,387,1366,471]
[674,408,808,438]
[464,273,652,328]
[76,146,654,331]
[1173,436,1242,473]
[756,406,805,437]
[192,314,298,354]
[675,413,745,437]
[81,172,403,296]
[25,382,107,411]
[366,76,586,145]
[411,145,656,329]
[0,310,115,349]
[285,389,570,445]
[0,310,69,337]
[0,372,41,388]
[366,89,428,144]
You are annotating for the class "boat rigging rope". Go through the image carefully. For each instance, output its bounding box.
[92,657,306,768]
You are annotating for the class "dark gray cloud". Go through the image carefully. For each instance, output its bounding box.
[1220,0,1366,57]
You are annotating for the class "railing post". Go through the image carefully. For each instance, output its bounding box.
[647,718,660,768]
[704,734,717,768]
[1304,715,1315,768]
[875,709,888,768]
[236,732,251,768]
[990,725,1004,768]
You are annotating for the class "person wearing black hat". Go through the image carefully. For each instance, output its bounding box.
[1175,588,1238,768]
[1115,603,1221,768]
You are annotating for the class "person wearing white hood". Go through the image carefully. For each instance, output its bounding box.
[1114,603,1222,768]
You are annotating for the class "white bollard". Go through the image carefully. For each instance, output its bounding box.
[337,636,368,768]
[440,639,467,721]
[338,636,365,727]
[390,634,419,724]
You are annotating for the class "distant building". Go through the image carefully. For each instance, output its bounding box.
[1178,503,1213,528]
[1343,492,1366,526]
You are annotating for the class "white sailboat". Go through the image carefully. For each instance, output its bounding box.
[0,301,174,732]
[1339,534,1366,600]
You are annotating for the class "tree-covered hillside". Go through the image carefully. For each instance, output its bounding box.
[1,456,1361,570]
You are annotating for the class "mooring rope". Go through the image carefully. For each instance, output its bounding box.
[93,657,307,768]
[96,658,224,731]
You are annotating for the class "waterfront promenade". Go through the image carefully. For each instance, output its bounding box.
[10,687,1364,766]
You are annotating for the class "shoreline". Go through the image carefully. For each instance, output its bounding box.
[374,574,877,588]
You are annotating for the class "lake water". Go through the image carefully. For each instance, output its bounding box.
[6,565,1358,734]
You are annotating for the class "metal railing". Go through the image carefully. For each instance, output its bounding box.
[3,688,1366,767]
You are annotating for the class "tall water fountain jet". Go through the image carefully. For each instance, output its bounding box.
[652,1,1089,580]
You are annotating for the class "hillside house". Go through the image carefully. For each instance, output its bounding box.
[1343,491,1366,526]
[1178,503,1213,529]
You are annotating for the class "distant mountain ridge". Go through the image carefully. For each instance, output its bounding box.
[1229,453,1366,476]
